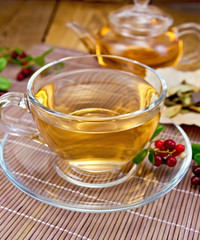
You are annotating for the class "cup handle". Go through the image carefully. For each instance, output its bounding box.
[174,22,200,65]
[0,92,39,137]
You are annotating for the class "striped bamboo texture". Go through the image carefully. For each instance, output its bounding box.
[0,45,199,240]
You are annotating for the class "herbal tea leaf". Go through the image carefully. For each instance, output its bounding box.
[191,92,200,105]
[188,105,200,113]
[168,82,198,96]
[0,76,11,90]
[164,105,182,118]
[148,151,155,164]
[0,58,7,72]
[192,144,200,159]
[164,99,177,107]
[150,125,165,142]
[132,149,148,164]
[194,153,200,165]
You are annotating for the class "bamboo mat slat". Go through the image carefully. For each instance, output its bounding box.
[0,44,199,240]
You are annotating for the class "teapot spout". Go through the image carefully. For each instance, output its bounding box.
[66,21,96,54]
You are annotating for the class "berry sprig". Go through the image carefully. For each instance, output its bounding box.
[150,139,185,167]
[132,125,200,186]
[191,144,200,186]
[11,50,34,81]
[132,125,186,168]
[0,46,54,93]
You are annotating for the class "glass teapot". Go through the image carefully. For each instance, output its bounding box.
[67,0,200,69]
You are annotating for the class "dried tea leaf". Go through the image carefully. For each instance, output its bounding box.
[188,105,200,113]
[168,82,198,96]
[164,105,182,117]
[167,93,178,100]
[177,92,192,107]
[164,99,177,106]
[180,108,190,113]
[191,92,200,105]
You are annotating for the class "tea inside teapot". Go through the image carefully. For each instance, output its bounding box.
[67,0,200,69]
[96,0,181,69]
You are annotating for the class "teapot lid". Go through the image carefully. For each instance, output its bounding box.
[109,0,173,37]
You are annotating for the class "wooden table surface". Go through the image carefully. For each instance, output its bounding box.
[0,1,200,240]
[0,0,200,53]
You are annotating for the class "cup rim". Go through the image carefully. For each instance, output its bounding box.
[27,54,167,121]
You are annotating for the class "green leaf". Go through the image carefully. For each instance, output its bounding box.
[0,76,11,90]
[33,47,54,67]
[132,149,148,164]
[34,56,45,67]
[0,47,9,52]
[148,151,155,164]
[0,58,7,72]
[192,144,200,159]
[150,125,165,142]
[24,55,33,61]
[194,153,200,165]
[10,57,22,66]
[14,48,22,54]
[41,47,54,57]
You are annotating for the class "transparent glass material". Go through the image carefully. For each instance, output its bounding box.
[0,120,192,212]
[28,55,166,187]
[0,55,167,188]
[67,0,200,68]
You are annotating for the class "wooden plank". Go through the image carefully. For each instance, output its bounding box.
[0,0,56,50]
[45,1,128,52]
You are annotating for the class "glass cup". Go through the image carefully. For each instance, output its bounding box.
[0,55,167,188]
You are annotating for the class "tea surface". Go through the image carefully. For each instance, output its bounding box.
[34,69,160,172]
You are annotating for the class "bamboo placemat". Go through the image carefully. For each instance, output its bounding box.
[0,44,199,240]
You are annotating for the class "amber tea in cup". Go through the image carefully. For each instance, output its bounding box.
[0,55,167,187]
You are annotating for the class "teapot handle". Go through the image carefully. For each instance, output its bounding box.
[175,22,200,65]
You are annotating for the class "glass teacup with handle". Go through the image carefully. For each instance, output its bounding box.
[0,55,167,188]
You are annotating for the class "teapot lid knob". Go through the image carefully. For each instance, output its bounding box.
[109,0,173,37]
[134,0,150,8]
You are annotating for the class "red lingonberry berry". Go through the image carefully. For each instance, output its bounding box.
[191,176,200,185]
[18,52,27,58]
[11,51,18,59]
[22,68,33,77]
[155,140,164,149]
[22,68,30,76]
[192,166,200,177]
[17,72,25,81]
[164,139,176,150]
[21,61,28,66]
[28,68,33,75]
[166,156,177,167]
[175,144,185,154]
[154,155,163,167]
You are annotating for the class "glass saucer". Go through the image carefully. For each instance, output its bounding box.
[0,121,192,213]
